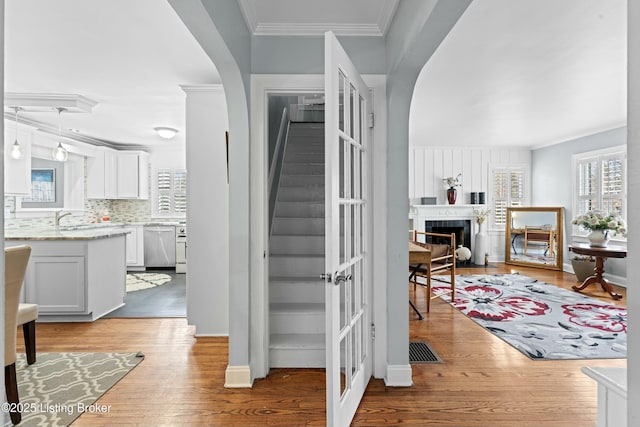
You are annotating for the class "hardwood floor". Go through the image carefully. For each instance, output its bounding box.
[18,264,626,426]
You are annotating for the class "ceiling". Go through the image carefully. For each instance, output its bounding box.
[3,0,627,151]
[4,0,219,149]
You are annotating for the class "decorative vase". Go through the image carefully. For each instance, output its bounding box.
[473,222,488,265]
[587,230,610,247]
[447,187,457,205]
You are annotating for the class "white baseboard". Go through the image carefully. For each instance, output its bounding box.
[224,365,253,388]
[384,364,412,387]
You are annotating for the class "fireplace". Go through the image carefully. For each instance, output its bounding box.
[424,220,472,249]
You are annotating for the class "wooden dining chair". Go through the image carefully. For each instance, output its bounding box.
[4,245,32,425]
[410,231,456,313]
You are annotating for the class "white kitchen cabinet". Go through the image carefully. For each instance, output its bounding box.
[87,147,118,199]
[4,124,32,195]
[25,255,86,313]
[124,225,145,270]
[87,149,149,199]
[6,234,127,321]
[118,151,149,199]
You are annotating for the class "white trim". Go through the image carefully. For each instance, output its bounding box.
[237,0,258,34]
[384,364,412,387]
[377,0,400,35]
[224,365,253,388]
[249,74,388,382]
[253,23,384,37]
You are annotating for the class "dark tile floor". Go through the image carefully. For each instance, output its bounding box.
[106,269,186,318]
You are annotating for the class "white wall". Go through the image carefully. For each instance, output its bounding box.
[182,84,229,337]
[409,146,531,205]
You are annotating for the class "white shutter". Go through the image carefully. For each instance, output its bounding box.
[156,169,187,216]
[492,168,526,226]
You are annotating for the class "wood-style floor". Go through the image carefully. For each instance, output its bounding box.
[18,263,626,426]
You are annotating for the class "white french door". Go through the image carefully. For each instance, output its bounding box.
[323,31,372,427]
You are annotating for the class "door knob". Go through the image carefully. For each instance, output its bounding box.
[334,273,352,284]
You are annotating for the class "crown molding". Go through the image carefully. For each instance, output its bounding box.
[377,0,399,36]
[4,92,98,113]
[253,23,383,37]
[238,0,258,34]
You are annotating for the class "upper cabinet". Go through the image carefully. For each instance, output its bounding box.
[4,124,32,196]
[87,148,149,200]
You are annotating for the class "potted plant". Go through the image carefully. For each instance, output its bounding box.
[571,210,627,247]
[571,255,596,282]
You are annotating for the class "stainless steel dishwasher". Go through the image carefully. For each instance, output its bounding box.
[143,225,176,268]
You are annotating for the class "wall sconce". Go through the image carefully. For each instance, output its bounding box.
[10,107,24,160]
[52,107,69,162]
[154,127,178,139]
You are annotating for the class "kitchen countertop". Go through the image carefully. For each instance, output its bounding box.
[4,220,185,241]
[4,227,131,241]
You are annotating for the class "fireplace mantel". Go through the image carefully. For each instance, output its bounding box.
[411,204,479,220]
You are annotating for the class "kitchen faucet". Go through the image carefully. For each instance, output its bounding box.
[54,211,72,227]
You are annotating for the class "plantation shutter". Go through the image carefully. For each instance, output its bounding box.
[492,168,526,227]
[156,169,187,216]
[601,156,624,216]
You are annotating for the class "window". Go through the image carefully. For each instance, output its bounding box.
[573,146,626,235]
[156,169,187,216]
[491,166,526,228]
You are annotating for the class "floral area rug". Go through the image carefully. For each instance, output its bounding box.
[126,272,172,292]
[433,273,627,360]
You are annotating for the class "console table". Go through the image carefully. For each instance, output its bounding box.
[569,243,627,300]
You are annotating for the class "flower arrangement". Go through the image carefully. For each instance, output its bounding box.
[442,173,462,189]
[571,210,627,237]
[473,207,491,225]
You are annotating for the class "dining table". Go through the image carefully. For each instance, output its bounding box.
[409,241,431,320]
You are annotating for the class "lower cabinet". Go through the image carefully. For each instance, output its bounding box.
[8,235,127,321]
[124,225,145,270]
[25,255,86,313]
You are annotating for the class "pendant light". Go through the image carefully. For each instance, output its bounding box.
[52,107,69,162]
[10,107,24,160]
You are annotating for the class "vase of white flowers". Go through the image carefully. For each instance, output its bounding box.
[443,173,462,205]
[473,207,490,265]
[571,210,627,248]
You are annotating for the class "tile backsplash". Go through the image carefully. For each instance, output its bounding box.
[4,157,184,229]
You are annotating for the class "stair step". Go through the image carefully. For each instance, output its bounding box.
[285,152,324,163]
[271,217,324,235]
[277,186,324,202]
[269,254,324,277]
[274,202,325,218]
[270,303,325,334]
[280,175,324,186]
[269,334,325,368]
[270,235,324,255]
[270,277,324,303]
[283,163,324,175]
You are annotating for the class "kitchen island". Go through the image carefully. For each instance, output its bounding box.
[5,227,129,321]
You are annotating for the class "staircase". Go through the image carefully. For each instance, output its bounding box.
[269,122,325,368]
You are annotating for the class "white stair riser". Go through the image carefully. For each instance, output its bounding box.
[271,218,324,235]
[269,348,325,368]
[271,312,325,334]
[280,175,323,186]
[277,186,324,202]
[283,163,324,175]
[285,152,324,163]
[270,235,324,255]
[270,281,324,303]
[275,202,325,218]
[269,256,324,277]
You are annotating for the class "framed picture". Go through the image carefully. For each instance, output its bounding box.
[27,168,56,202]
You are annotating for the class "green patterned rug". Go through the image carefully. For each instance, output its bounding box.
[14,352,144,426]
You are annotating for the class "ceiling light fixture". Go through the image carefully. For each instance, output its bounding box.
[154,127,178,139]
[52,107,69,162]
[10,107,24,160]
